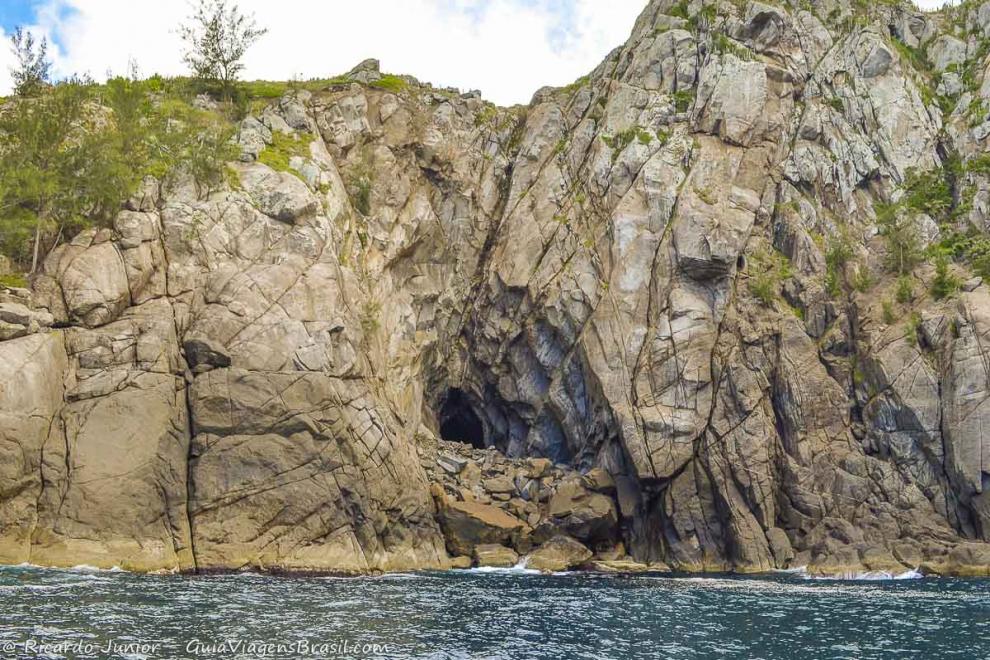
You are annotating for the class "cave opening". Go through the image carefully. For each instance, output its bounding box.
[439,389,487,449]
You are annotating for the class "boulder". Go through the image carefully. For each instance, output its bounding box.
[238,163,320,223]
[348,58,382,84]
[39,239,131,328]
[437,498,531,557]
[437,452,468,475]
[581,468,615,493]
[526,536,593,572]
[526,457,552,478]
[0,302,33,326]
[473,544,518,568]
[927,35,966,72]
[237,116,272,162]
[922,544,990,577]
[483,475,515,494]
[547,481,619,544]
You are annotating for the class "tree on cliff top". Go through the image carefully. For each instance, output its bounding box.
[179,0,268,100]
[0,69,238,277]
[0,81,122,274]
[9,27,52,97]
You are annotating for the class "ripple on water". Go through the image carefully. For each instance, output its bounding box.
[0,567,988,659]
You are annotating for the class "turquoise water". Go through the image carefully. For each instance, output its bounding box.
[0,564,988,659]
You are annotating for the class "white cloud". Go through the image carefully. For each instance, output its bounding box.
[18,0,645,106]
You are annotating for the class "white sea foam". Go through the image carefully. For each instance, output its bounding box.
[800,568,923,581]
[1,562,127,575]
[774,565,809,575]
[468,560,540,575]
[68,564,128,573]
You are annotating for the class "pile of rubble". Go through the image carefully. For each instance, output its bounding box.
[419,438,666,572]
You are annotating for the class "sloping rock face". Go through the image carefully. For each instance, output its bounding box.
[6,0,990,575]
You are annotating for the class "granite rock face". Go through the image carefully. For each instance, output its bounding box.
[5,0,990,575]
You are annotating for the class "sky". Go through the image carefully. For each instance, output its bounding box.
[0,0,958,105]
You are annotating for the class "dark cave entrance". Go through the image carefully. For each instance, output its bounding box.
[439,389,487,449]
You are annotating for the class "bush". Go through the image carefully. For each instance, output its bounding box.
[896,275,914,304]
[258,131,313,174]
[748,248,792,306]
[0,80,134,272]
[370,74,408,93]
[877,207,923,275]
[0,273,27,288]
[901,167,953,219]
[906,312,923,346]
[353,177,372,215]
[930,254,960,300]
[825,232,855,298]
[673,90,694,113]
[882,299,896,325]
[0,75,240,271]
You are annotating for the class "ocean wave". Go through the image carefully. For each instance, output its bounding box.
[0,562,127,575]
[467,561,541,576]
[774,565,809,575]
[800,568,923,581]
[69,564,129,573]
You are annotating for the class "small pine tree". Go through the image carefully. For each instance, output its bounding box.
[878,207,923,276]
[0,82,99,273]
[179,0,267,100]
[930,255,960,301]
[9,27,52,97]
[896,275,914,304]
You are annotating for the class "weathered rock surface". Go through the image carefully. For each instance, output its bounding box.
[526,535,593,572]
[4,0,990,576]
[473,544,519,568]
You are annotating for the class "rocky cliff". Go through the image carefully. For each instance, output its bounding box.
[5,0,990,576]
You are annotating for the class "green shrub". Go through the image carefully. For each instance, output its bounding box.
[0,273,27,288]
[560,76,589,95]
[877,206,923,275]
[931,254,960,300]
[352,178,370,215]
[906,312,923,346]
[747,248,793,306]
[0,74,249,271]
[882,299,896,325]
[896,275,915,304]
[713,34,754,61]
[669,0,690,20]
[825,232,855,298]
[370,74,407,93]
[475,105,498,126]
[258,131,314,174]
[673,90,694,113]
[901,167,952,219]
[852,264,874,292]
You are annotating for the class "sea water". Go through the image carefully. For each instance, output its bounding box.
[0,564,987,658]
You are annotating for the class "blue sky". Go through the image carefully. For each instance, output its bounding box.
[0,0,957,104]
[0,0,73,46]
[0,1,38,30]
